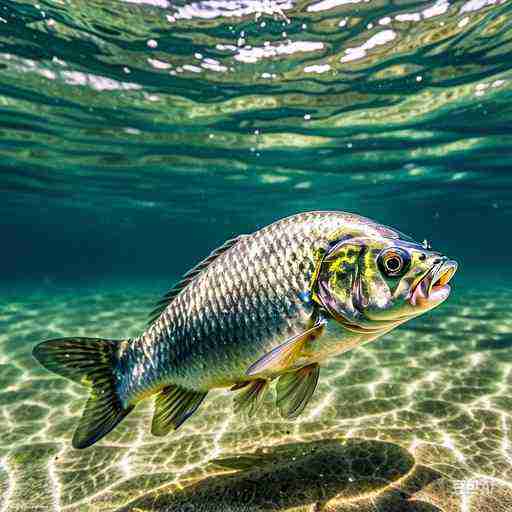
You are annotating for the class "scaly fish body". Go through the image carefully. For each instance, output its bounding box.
[33,211,458,449]
[118,211,395,400]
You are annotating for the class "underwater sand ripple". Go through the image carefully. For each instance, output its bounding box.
[1,287,512,511]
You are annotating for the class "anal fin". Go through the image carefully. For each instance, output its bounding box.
[276,363,320,419]
[151,385,207,436]
[233,379,269,417]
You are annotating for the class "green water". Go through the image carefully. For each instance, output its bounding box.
[1,0,512,510]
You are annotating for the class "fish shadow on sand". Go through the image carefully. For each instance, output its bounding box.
[121,438,444,511]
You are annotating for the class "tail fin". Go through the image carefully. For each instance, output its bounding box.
[32,337,134,449]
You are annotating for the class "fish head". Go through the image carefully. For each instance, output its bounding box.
[313,236,457,334]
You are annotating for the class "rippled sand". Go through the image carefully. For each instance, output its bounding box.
[1,284,512,511]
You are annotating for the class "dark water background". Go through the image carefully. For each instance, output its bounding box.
[1,1,512,511]
[1,0,511,291]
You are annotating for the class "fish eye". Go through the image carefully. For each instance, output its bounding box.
[378,248,410,277]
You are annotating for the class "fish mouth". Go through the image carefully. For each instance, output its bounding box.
[410,259,458,307]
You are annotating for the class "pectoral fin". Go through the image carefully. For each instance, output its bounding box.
[276,363,320,419]
[246,320,325,377]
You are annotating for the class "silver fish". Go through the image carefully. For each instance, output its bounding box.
[33,211,457,448]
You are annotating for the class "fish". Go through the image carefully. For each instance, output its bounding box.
[32,211,458,449]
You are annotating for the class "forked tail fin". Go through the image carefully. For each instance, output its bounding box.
[32,337,133,449]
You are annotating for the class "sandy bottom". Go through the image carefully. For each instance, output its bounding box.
[1,284,512,511]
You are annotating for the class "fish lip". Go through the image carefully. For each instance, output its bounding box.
[409,259,458,306]
[429,259,458,295]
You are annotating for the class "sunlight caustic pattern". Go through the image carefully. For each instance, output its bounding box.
[1,286,512,511]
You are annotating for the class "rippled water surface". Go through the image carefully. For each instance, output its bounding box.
[1,0,512,510]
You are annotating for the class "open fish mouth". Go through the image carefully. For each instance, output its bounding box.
[410,259,458,307]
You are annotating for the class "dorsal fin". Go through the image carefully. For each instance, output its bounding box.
[148,235,247,325]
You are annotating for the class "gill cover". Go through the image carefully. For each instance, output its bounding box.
[311,237,391,332]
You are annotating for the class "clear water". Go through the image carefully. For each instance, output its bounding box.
[1,0,512,510]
